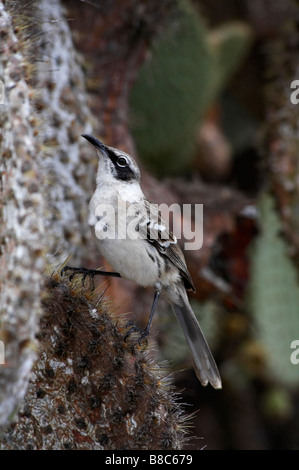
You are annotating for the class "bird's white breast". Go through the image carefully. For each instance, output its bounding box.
[99,237,159,287]
[89,184,160,286]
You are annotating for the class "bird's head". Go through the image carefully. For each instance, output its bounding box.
[82,134,141,186]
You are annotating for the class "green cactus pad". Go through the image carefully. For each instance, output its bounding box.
[247,193,299,387]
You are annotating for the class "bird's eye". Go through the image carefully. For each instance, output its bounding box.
[117,156,127,167]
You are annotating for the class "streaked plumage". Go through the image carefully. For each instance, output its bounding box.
[83,134,222,389]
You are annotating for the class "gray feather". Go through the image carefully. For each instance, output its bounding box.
[136,199,195,291]
[171,286,222,389]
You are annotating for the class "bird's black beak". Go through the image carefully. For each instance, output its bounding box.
[81,134,108,154]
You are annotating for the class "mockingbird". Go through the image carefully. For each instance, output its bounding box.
[64,134,222,389]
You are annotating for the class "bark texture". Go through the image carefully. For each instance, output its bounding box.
[0,0,184,448]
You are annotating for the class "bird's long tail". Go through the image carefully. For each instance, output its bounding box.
[170,285,222,389]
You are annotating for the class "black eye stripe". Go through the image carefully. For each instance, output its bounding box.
[114,165,135,181]
[105,147,135,181]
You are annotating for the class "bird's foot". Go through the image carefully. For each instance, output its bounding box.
[61,266,100,289]
[124,321,149,346]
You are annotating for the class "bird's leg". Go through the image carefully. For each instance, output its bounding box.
[61,266,121,289]
[124,287,161,344]
[140,288,161,340]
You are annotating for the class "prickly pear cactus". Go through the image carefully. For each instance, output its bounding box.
[207,21,253,99]
[247,193,299,387]
[129,0,252,176]
[129,0,211,176]
[1,272,187,450]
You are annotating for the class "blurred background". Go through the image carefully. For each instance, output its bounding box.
[2,0,299,450]
[45,0,299,449]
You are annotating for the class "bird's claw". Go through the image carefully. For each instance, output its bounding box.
[124,322,149,346]
[61,266,96,289]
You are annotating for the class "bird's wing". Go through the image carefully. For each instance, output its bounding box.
[130,199,195,292]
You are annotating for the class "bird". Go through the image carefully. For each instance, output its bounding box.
[64,134,222,389]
